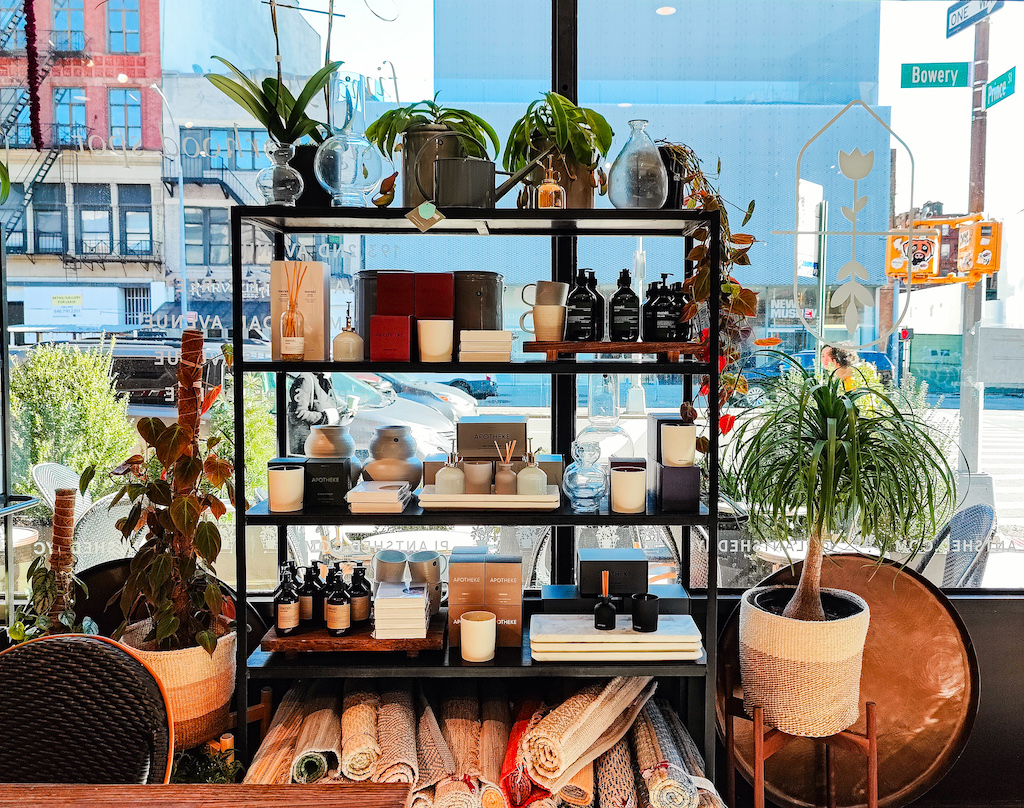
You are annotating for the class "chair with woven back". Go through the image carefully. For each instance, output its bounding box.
[913,503,996,588]
[72,492,136,572]
[30,462,93,525]
[0,635,173,783]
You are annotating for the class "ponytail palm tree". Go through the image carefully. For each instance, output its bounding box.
[731,363,957,621]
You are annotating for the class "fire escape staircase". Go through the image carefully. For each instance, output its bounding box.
[0,5,25,51]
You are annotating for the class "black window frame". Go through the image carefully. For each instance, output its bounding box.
[74,183,113,256]
[118,184,153,256]
[32,184,67,255]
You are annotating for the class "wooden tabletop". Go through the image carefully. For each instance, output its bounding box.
[0,783,411,807]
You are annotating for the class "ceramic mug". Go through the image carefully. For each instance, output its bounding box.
[610,466,647,514]
[522,280,569,307]
[268,467,304,512]
[520,305,566,342]
[460,610,497,662]
[411,579,448,616]
[408,550,448,583]
[417,319,454,363]
[372,549,408,583]
[463,461,493,495]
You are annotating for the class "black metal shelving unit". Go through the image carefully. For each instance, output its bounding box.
[229,205,721,773]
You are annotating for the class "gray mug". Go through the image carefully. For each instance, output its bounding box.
[411,579,448,616]
[372,549,408,583]
[408,550,448,584]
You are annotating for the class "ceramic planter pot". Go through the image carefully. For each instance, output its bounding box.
[363,425,423,488]
[401,125,464,208]
[304,424,356,458]
[739,585,870,737]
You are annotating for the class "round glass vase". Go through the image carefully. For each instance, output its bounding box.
[562,441,607,513]
[608,120,668,209]
[256,142,304,206]
[314,72,383,207]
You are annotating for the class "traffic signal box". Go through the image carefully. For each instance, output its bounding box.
[956,220,1002,286]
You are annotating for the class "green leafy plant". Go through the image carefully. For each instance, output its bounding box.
[210,372,276,499]
[7,556,98,643]
[0,159,10,204]
[729,361,957,621]
[503,92,613,175]
[171,747,244,784]
[365,94,499,159]
[104,330,237,654]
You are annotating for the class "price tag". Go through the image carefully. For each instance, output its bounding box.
[406,201,445,232]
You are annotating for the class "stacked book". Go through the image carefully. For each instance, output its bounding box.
[373,582,429,639]
[459,330,513,362]
[529,613,704,662]
[345,481,412,514]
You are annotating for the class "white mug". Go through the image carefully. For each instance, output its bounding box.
[662,424,697,467]
[460,610,496,662]
[610,466,647,514]
[522,281,569,307]
[268,467,304,512]
[417,319,454,362]
[520,305,566,342]
[408,550,448,583]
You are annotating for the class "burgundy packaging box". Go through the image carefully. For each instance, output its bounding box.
[370,315,413,362]
[376,272,416,316]
[415,273,455,319]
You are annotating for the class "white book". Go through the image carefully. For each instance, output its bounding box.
[460,330,513,342]
[374,583,428,603]
[348,499,410,515]
[373,629,428,640]
[459,352,512,362]
[346,481,411,502]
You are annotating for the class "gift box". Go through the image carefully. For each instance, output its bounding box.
[414,272,455,319]
[370,315,414,362]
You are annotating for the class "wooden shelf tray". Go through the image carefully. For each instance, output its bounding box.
[523,341,703,362]
[261,609,446,658]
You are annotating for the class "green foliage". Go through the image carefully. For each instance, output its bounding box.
[171,746,244,784]
[209,373,276,499]
[206,57,341,145]
[366,94,500,159]
[9,342,136,501]
[0,159,9,204]
[503,92,613,172]
[6,557,98,644]
[729,361,958,572]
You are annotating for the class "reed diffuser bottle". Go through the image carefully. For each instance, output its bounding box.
[281,262,308,361]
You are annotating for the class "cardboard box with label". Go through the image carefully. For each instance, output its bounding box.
[448,552,523,648]
[270,260,329,361]
[456,416,529,458]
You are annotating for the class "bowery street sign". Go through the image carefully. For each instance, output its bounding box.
[901,62,970,89]
[947,0,1003,38]
[986,66,1015,108]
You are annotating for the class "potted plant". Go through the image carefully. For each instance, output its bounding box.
[365,94,500,207]
[105,328,239,749]
[503,92,613,209]
[729,363,957,736]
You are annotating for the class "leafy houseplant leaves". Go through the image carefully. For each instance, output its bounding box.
[137,417,166,447]
[196,630,218,656]
[195,521,222,566]
[203,455,233,489]
[156,424,193,467]
[169,496,200,537]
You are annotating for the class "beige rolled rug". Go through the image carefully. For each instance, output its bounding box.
[557,762,594,807]
[414,688,457,794]
[480,682,512,808]
[739,585,870,737]
[374,684,419,784]
[522,676,656,793]
[436,681,482,808]
[596,738,637,808]
[291,681,343,783]
[341,681,381,780]
[412,786,436,808]
[629,703,697,808]
[658,700,725,808]
[244,681,311,784]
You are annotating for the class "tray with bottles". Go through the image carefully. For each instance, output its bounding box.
[418,484,561,510]
[522,340,702,362]
[260,608,447,658]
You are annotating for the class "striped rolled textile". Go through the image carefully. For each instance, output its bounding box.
[244,681,312,784]
[411,786,436,808]
[596,738,638,808]
[436,681,482,808]
[500,700,551,808]
[341,681,381,781]
[657,700,725,808]
[557,762,594,807]
[291,680,343,783]
[480,681,512,808]
[414,687,457,794]
[629,704,697,808]
[374,684,419,784]
[522,677,656,794]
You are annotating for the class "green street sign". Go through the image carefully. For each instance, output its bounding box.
[901,62,970,88]
[986,66,1015,108]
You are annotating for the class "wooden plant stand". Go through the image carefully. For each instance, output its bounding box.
[522,340,702,363]
[724,668,878,808]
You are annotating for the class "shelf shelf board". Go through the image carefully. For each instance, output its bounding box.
[245,498,710,527]
[0,495,38,517]
[235,206,710,237]
[238,358,712,376]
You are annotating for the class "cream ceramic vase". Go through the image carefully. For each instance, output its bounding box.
[363,425,423,489]
[304,423,361,485]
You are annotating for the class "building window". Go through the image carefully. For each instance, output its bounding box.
[0,2,27,51]
[181,127,271,173]
[51,0,85,52]
[109,88,142,149]
[119,184,152,255]
[123,287,151,325]
[0,89,30,146]
[53,87,86,144]
[184,207,229,266]
[33,184,66,254]
[108,0,139,53]
[3,184,26,253]
[74,184,112,255]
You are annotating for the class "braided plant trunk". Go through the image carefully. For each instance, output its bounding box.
[47,487,76,629]
[177,328,204,455]
[782,527,826,621]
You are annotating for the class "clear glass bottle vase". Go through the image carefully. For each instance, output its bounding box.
[256,142,304,206]
[562,441,607,513]
[608,120,668,210]
[314,72,383,207]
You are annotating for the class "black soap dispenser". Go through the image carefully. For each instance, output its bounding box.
[609,268,640,342]
[653,273,676,340]
[586,270,606,342]
[670,281,693,341]
[566,267,598,341]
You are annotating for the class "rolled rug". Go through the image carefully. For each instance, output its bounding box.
[522,676,656,793]
[436,681,482,808]
[596,738,638,808]
[500,700,551,808]
[629,704,697,808]
[374,684,419,784]
[341,681,381,781]
[657,700,726,808]
[557,762,594,807]
[291,681,344,783]
[480,681,512,808]
[414,687,457,794]
[411,786,436,808]
[244,681,311,784]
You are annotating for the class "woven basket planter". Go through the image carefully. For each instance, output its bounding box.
[739,585,870,737]
[122,621,236,750]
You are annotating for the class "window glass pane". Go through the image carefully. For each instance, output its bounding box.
[118,183,150,205]
[123,210,152,254]
[79,209,111,253]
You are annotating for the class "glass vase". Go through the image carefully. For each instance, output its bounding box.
[314,72,383,207]
[562,441,607,513]
[608,120,668,210]
[280,303,305,361]
[256,142,304,206]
